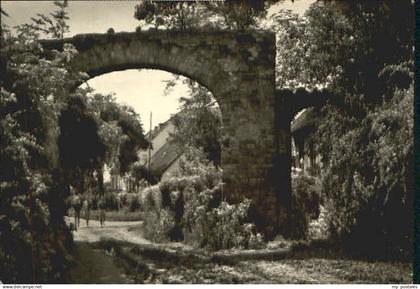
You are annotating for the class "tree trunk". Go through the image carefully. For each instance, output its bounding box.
[97,164,105,197]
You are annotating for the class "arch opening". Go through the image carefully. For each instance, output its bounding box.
[44,31,280,237]
[76,68,223,192]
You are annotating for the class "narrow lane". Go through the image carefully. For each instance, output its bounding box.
[69,242,133,284]
[66,217,412,284]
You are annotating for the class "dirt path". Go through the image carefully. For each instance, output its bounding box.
[67,217,412,284]
[70,242,133,284]
[68,217,148,244]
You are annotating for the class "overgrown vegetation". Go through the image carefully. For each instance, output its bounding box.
[0,1,78,282]
[274,1,414,259]
[139,148,263,250]
[0,1,149,282]
[134,0,279,31]
[319,80,414,259]
[133,0,414,260]
[289,172,321,240]
[0,0,414,283]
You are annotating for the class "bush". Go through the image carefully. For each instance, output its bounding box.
[289,171,321,239]
[292,171,321,219]
[127,193,141,212]
[198,199,265,250]
[316,81,413,259]
[140,147,263,250]
[142,207,175,242]
[105,192,119,210]
[0,23,77,282]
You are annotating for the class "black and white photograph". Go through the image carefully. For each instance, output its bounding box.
[0,0,417,285]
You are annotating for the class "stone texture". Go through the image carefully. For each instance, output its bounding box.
[41,31,289,238]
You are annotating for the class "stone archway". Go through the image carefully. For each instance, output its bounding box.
[41,30,285,237]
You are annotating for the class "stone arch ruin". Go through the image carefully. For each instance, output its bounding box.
[41,31,291,237]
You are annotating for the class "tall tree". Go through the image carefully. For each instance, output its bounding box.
[271,0,414,257]
[134,1,208,30]
[134,0,281,31]
[0,1,82,282]
[21,0,70,39]
[58,95,106,194]
[87,92,149,177]
[164,77,222,167]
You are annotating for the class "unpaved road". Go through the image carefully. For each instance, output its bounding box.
[70,242,133,284]
[69,217,147,244]
[68,218,412,284]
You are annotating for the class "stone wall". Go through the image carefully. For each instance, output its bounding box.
[41,31,286,237]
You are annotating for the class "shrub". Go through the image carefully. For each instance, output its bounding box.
[200,199,265,250]
[316,82,413,259]
[293,172,321,217]
[105,192,119,210]
[141,185,175,242]
[142,208,175,242]
[289,171,321,239]
[127,193,141,212]
[117,192,128,208]
[140,147,263,250]
[307,203,331,240]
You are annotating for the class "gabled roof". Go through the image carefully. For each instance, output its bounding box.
[142,104,220,177]
[150,141,181,176]
[140,117,182,177]
[291,108,317,135]
[145,117,173,140]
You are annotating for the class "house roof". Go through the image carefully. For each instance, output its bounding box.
[150,140,181,176]
[291,108,317,135]
[140,116,182,177]
[142,104,220,177]
[145,117,172,140]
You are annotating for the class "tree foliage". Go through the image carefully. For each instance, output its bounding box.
[0,1,149,282]
[134,1,208,30]
[0,2,79,282]
[134,0,280,31]
[21,0,70,39]
[167,78,222,167]
[58,95,106,194]
[87,93,149,175]
[272,1,414,257]
[203,0,278,31]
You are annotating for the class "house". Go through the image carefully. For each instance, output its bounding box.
[110,107,317,188]
[291,108,322,175]
[107,117,183,193]
[138,118,183,181]
[143,109,321,178]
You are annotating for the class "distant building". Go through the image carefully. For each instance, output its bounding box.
[291,108,321,175]
[107,118,183,193]
[111,108,316,186]
[138,118,183,181]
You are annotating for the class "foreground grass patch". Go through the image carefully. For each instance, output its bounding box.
[90,239,412,284]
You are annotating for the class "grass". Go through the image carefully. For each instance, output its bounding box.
[280,258,412,284]
[92,239,413,284]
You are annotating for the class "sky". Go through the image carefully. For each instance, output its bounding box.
[1,0,314,126]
